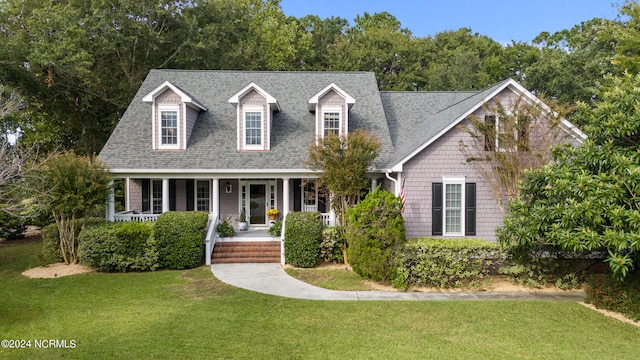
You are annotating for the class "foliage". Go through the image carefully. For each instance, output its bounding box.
[78,221,157,272]
[284,211,323,268]
[459,95,573,213]
[39,152,111,264]
[154,211,208,270]
[0,211,25,240]
[319,226,344,263]
[306,129,381,228]
[497,255,590,290]
[268,218,282,237]
[39,218,105,265]
[497,72,640,280]
[215,217,236,238]
[238,208,247,223]
[393,238,507,290]
[345,188,405,281]
[585,273,640,322]
[266,208,279,216]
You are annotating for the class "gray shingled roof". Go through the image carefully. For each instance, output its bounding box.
[99,70,394,173]
[99,70,510,174]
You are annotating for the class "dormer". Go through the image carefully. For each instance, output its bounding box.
[228,82,280,151]
[308,83,355,139]
[142,81,207,151]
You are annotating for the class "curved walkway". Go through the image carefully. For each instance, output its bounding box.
[210,263,585,301]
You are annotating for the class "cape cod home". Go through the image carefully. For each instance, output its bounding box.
[99,70,585,263]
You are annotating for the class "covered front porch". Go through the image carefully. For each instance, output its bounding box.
[107,177,335,229]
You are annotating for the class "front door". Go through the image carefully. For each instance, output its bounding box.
[248,183,267,225]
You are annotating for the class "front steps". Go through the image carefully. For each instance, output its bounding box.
[211,241,281,263]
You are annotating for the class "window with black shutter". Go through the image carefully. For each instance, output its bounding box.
[484,115,496,151]
[465,183,476,236]
[432,182,443,235]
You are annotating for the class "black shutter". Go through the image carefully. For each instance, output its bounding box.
[432,182,443,236]
[169,180,176,211]
[484,115,496,151]
[465,183,476,236]
[186,180,194,211]
[141,179,150,213]
[293,179,302,212]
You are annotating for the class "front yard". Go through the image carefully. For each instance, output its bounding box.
[1,240,639,359]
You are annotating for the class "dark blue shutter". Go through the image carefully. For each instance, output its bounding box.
[432,182,443,236]
[186,180,194,211]
[141,179,150,213]
[169,180,176,211]
[465,183,476,236]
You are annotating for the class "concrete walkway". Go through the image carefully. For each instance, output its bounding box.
[210,263,585,301]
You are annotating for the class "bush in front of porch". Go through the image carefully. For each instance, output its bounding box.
[284,212,323,268]
[154,211,209,270]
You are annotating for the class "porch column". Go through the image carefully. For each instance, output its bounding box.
[282,178,290,219]
[371,178,377,192]
[329,193,336,226]
[162,178,170,213]
[212,178,220,217]
[106,180,115,221]
[125,178,131,211]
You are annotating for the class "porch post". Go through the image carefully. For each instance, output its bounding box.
[125,178,131,211]
[106,180,115,221]
[282,178,290,218]
[212,178,220,217]
[162,178,170,213]
[329,193,336,226]
[371,178,377,192]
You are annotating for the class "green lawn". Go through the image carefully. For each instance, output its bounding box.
[1,241,639,359]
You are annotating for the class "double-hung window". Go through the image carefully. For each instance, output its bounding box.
[196,180,210,212]
[322,106,342,137]
[244,106,263,148]
[158,105,180,149]
[432,177,476,236]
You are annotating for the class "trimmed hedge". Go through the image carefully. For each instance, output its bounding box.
[284,212,323,268]
[154,211,208,269]
[345,189,405,281]
[585,273,640,321]
[393,238,507,290]
[78,221,157,272]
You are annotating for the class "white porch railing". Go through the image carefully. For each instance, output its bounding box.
[113,211,159,222]
[321,213,331,226]
[205,213,220,266]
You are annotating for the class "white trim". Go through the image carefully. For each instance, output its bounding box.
[308,83,356,111]
[157,105,180,150]
[243,105,265,150]
[442,176,465,236]
[320,105,343,138]
[390,78,586,172]
[228,82,280,111]
[142,81,207,111]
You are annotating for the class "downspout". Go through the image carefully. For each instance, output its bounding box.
[385,170,399,196]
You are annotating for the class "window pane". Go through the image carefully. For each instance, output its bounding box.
[324,112,340,136]
[444,183,462,233]
[161,111,178,145]
[196,181,209,212]
[152,180,162,214]
[245,112,262,145]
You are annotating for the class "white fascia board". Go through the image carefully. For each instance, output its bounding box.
[228,82,280,111]
[308,83,356,111]
[108,168,323,178]
[142,81,207,111]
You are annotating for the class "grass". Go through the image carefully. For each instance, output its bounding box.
[1,241,640,359]
[284,264,378,291]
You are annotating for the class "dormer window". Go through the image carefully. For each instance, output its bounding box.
[322,107,341,137]
[142,81,207,151]
[229,82,279,152]
[309,83,355,139]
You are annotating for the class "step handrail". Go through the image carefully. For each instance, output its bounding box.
[205,213,220,266]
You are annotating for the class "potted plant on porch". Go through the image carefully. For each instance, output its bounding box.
[238,208,248,231]
[267,208,279,221]
[215,217,235,238]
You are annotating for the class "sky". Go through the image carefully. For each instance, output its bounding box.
[279,0,622,44]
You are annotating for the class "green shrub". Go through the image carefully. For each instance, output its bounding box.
[393,238,507,290]
[269,219,282,237]
[497,256,588,289]
[154,211,208,269]
[78,221,157,272]
[0,211,26,240]
[284,212,323,268]
[345,189,405,281]
[38,218,105,265]
[215,216,235,238]
[585,273,640,321]
[320,226,343,263]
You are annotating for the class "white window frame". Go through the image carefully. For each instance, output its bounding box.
[442,176,465,236]
[151,179,163,214]
[157,105,180,150]
[243,105,264,150]
[322,106,342,137]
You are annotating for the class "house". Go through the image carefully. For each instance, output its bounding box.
[99,70,585,261]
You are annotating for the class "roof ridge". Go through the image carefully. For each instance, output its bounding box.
[152,69,374,75]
